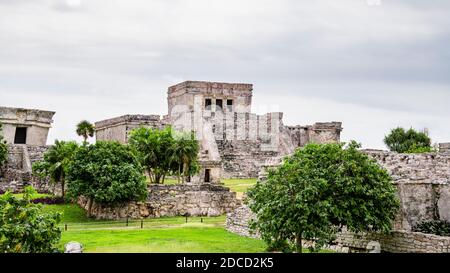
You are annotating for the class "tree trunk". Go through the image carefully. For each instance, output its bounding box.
[296,234,303,254]
[87,197,93,218]
[60,174,65,198]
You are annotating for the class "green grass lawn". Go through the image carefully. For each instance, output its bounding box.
[10,193,52,199]
[60,226,266,253]
[223,178,257,193]
[41,203,268,253]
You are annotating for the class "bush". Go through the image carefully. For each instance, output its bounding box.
[31,196,66,205]
[66,141,148,216]
[384,127,433,153]
[0,187,62,253]
[412,220,450,236]
[247,141,400,253]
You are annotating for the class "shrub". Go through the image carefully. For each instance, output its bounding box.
[412,220,450,236]
[384,127,433,153]
[247,141,400,253]
[0,186,62,253]
[31,196,66,205]
[66,141,148,216]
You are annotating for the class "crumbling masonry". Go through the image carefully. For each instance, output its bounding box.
[95,81,343,179]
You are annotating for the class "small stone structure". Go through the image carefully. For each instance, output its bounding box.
[95,81,343,178]
[440,143,450,154]
[0,107,55,193]
[95,115,164,144]
[0,107,55,146]
[226,148,450,253]
[77,183,239,220]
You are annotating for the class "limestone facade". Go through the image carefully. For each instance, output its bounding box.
[0,107,55,146]
[95,81,343,178]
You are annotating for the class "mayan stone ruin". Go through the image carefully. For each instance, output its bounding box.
[95,81,343,179]
[0,107,55,193]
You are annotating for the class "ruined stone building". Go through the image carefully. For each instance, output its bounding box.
[0,107,55,146]
[0,107,55,192]
[95,81,343,179]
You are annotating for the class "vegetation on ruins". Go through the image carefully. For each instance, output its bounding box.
[32,140,79,198]
[384,127,433,153]
[247,141,400,253]
[76,120,95,144]
[66,141,147,217]
[0,123,7,169]
[0,186,62,253]
[129,126,200,184]
[413,220,450,237]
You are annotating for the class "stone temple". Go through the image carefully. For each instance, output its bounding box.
[95,81,343,179]
[0,107,55,146]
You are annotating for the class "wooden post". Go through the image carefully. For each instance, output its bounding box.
[65,224,67,231]
[141,220,143,229]
[185,217,188,223]
[201,218,203,223]
[126,217,129,227]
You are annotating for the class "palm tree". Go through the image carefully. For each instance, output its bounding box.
[32,140,79,197]
[76,120,95,144]
[170,131,200,183]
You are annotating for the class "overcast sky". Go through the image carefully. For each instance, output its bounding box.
[0,0,449,148]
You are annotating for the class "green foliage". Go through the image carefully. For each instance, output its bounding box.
[412,220,450,236]
[247,141,400,253]
[384,127,433,153]
[129,127,200,184]
[32,140,79,197]
[0,186,61,253]
[66,141,148,210]
[76,120,95,144]
[0,123,7,169]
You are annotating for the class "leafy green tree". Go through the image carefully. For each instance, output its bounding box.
[66,141,147,217]
[0,123,7,169]
[384,127,433,153]
[76,120,95,144]
[247,141,400,253]
[0,186,62,253]
[129,127,200,184]
[32,140,79,198]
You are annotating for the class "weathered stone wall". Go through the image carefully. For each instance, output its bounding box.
[226,203,259,239]
[217,140,278,178]
[286,122,343,147]
[0,144,50,193]
[78,183,240,220]
[334,230,450,253]
[364,150,450,230]
[440,143,450,154]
